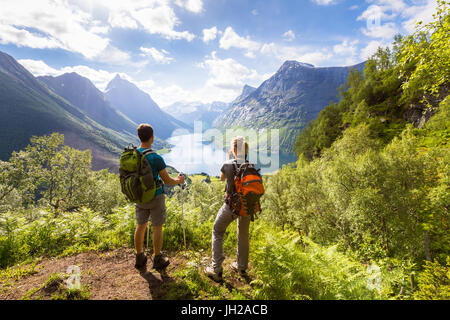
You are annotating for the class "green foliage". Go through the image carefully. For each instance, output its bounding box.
[295,3,449,159]
[413,257,450,300]
[251,225,388,300]
[0,263,38,284]
[399,1,450,103]
[266,119,449,263]
[167,253,229,300]
[0,206,136,268]
[417,95,450,148]
[0,133,127,214]
[1,121,448,300]
[21,272,90,300]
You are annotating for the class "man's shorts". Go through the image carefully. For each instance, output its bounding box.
[135,194,166,226]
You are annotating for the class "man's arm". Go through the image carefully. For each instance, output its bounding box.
[159,168,185,186]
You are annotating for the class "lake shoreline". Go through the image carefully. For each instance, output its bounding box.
[162,133,297,176]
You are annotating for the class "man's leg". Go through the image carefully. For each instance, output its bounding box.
[134,205,151,270]
[134,222,149,270]
[153,225,163,256]
[134,222,148,254]
[149,195,169,270]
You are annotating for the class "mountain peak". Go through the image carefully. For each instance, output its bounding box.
[280,60,315,71]
[242,84,256,93]
[106,74,130,92]
[60,72,88,81]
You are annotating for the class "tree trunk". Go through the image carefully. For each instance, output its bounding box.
[424,231,432,262]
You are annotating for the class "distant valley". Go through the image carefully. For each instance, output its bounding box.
[0,49,365,172]
[163,101,229,129]
[215,61,365,153]
[0,50,183,170]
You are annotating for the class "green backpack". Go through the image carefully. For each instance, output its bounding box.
[119,146,156,205]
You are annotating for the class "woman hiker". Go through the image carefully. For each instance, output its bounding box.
[204,136,251,282]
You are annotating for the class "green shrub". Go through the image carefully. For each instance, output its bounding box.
[414,258,450,300]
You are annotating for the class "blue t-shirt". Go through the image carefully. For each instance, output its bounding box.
[138,148,166,196]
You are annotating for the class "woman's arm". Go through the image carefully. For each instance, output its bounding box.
[159,169,185,186]
[220,172,226,181]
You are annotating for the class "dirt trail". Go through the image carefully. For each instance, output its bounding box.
[0,248,252,300]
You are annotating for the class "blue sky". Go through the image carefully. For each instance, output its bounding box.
[0,0,439,107]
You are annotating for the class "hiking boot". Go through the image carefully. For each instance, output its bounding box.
[230,261,246,275]
[135,252,147,270]
[153,253,170,270]
[205,266,223,283]
[230,262,251,283]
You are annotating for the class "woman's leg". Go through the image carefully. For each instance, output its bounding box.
[237,215,251,271]
[212,203,236,273]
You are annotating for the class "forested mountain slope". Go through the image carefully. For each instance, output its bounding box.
[215,61,365,153]
[0,51,135,170]
[38,73,137,135]
[105,75,190,139]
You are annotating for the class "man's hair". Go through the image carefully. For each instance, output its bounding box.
[231,136,249,158]
[137,124,154,142]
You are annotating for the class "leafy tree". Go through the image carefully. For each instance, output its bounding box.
[399,0,450,105]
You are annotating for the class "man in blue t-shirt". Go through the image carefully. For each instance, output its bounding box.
[134,124,185,271]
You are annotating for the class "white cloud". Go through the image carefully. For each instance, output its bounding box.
[137,82,199,107]
[358,1,407,22]
[333,40,360,65]
[311,0,337,5]
[97,45,141,67]
[0,0,192,66]
[357,0,438,40]
[200,52,257,90]
[0,24,62,50]
[173,52,270,104]
[0,0,110,59]
[359,40,391,60]
[108,11,139,29]
[282,30,296,42]
[333,40,358,56]
[219,27,260,57]
[140,47,174,64]
[18,59,130,91]
[202,26,218,43]
[260,42,333,66]
[362,22,399,39]
[175,0,204,13]
[402,0,439,33]
[131,5,195,41]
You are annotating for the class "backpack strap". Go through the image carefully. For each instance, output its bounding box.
[142,149,155,156]
[141,149,163,188]
[232,160,239,177]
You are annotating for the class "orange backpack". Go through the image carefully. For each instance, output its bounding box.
[226,161,265,221]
